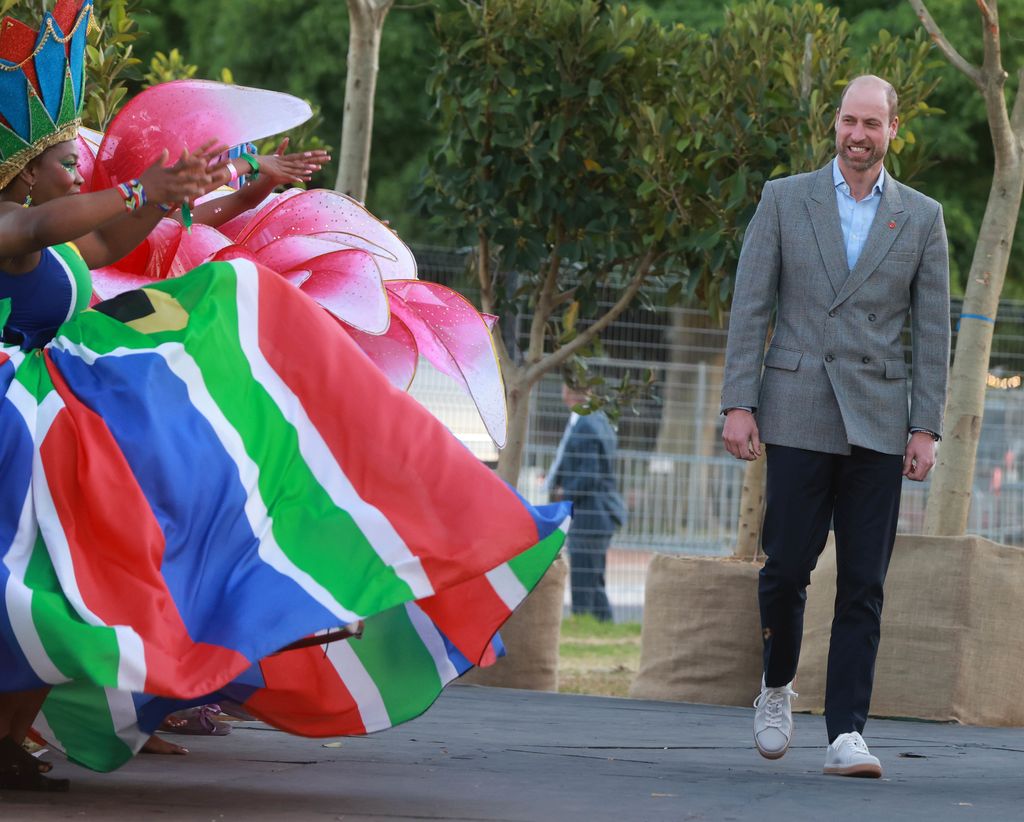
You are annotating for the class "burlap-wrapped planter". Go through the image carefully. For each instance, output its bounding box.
[629,554,762,706]
[461,555,568,691]
[798,534,1024,726]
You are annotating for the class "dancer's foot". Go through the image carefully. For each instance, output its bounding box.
[141,735,189,756]
[0,736,69,792]
[160,715,187,732]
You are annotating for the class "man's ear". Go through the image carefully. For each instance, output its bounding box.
[889,116,899,139]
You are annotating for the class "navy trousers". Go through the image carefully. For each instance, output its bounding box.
[759,444,903,742]
[567,528,613,621]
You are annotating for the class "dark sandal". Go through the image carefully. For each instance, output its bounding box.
[0,736,69,792]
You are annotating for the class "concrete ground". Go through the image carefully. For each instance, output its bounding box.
[3,684,1023,821]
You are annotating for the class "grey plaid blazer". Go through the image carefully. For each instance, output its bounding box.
[720,162,951,456]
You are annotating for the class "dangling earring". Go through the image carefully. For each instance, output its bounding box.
[22,184,33,208]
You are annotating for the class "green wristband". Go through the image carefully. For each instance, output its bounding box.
[239,152,260,180]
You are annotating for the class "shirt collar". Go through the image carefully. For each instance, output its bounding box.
[832,157,885,197]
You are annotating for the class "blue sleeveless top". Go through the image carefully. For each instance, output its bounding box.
[0,244,92,349]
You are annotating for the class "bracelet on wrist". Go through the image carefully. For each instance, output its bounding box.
[239,152,260,181]
[225,161,239,186]
[116,179,146,212]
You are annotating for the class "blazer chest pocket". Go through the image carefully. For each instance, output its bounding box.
[764,347,802,371]
[884,358,908,379]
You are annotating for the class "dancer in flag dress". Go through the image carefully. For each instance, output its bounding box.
[0,0,568,790]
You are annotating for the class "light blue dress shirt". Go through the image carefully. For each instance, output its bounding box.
[833,157,885,271]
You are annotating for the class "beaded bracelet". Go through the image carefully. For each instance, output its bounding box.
[116,179,146,211]
[239,152,260,181]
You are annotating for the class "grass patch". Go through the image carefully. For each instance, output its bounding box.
[558,615,642,698]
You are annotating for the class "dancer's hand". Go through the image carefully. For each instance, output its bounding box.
[722,408,761,460]
[903,431,937,481]
[139,142,224,206]
[250,138,330,187]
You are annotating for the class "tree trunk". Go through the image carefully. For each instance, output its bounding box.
[924,156,1024,534]
[733,456,766,560]
[335,0,393,200]
[496,367,531,485]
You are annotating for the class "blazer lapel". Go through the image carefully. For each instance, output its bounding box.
[831,176,906,309]
[807,164,849,298]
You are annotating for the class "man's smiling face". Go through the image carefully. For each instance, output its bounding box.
[835,79,898,175]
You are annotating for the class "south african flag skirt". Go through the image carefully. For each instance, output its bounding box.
[0,259,568,772]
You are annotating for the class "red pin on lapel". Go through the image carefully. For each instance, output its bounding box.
[888,221,896,229]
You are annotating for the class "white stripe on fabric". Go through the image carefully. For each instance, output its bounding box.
[484,563,529,612]
[230,260,434,600]
[484,515,568,611]
[2,384,67,684]
[325,639,392,732]
[52,334,363,625]
[106,686,151,754]
[32,400,148,693]
[31,710,63,754]
[1,347,25,369]
[405,602,460,685]
[49,247,78,323]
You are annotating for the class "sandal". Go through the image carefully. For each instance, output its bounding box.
[164,705,231,736]
[0,736,69,792]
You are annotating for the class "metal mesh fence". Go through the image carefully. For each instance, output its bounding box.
[410,246,1024,620]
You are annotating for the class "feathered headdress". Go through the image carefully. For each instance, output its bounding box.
[0,0,92,189]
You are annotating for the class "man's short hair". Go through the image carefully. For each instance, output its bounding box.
[839,75,899,122]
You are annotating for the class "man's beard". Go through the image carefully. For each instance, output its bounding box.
[839,141,884,171]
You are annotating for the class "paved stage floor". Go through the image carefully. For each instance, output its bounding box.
[3,685,1023,821]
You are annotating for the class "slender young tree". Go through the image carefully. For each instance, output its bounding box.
[335,0,394,200]
[907,0,1024,535]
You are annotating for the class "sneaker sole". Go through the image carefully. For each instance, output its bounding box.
[823,763,882,778]
[754,733,790,760]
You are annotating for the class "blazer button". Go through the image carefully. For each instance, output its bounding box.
[828,309,837,318]
[862,356,871,363]
[825,354,834,363]
[868,313,877,322]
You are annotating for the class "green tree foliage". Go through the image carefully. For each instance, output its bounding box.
[134,0,453,241]
[83,0,144,130]
[647,0,1024,296]
[418,0,938,480]
[678,1,938,316]
[421,0,702,479]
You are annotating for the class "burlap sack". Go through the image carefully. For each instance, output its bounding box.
[798,534,1024,726]
[629,554,763,706]
[461,555,568,691]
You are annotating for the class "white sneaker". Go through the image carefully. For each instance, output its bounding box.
[823,731,882,778]
[753,678,797,759]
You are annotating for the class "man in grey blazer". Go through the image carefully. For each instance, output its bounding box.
[720,75,950,778]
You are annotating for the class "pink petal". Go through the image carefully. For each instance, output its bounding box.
[343,314,418,391]
[75,130,99,193]
[93,81,313,188]
[280,269,312,288]
[174,224,233,268]
[385,281,507,447]
[254,235,349,272]
[233,190,416,279]
[90,267,163,301]
[298,249,389,334]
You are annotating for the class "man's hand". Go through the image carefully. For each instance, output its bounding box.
[903,431,937,481]
[722,409,762,461]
